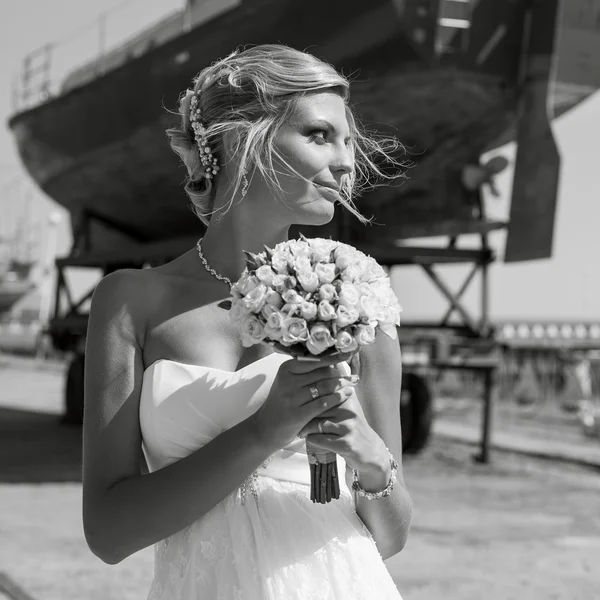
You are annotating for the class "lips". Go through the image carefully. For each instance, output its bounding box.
[316,182,340,193]
[315,183,341,202]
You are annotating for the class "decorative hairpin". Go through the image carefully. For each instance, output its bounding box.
[189,92,220,180]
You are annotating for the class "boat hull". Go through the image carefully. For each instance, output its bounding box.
[8,0,594,254]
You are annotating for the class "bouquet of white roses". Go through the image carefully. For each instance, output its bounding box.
[230,235,402,502]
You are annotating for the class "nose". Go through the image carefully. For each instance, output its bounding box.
[331,142,353,177]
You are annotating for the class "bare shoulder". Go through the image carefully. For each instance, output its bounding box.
[89,268,155,330]
[83,268,157,502]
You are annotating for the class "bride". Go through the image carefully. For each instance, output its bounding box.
[82,44,412,599]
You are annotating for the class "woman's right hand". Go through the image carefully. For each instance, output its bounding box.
[251,352,359,451]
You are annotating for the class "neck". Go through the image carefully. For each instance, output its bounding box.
[199,208,289,284]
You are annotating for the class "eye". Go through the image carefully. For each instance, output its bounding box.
[309,129,329,143]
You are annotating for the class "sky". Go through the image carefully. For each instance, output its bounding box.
[0,0,599,323]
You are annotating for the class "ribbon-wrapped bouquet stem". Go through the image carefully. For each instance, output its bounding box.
[229,235,402,503]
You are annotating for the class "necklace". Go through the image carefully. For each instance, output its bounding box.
[196,238,273,501]
[196,238,233,287]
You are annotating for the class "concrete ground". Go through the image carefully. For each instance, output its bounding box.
[0,354,599,600]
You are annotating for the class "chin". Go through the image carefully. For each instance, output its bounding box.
[297,199,336,226]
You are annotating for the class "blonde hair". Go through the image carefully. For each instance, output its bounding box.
[166,44,406,226]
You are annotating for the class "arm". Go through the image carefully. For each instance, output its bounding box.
[82,270,272,565]
[349,329,413,560]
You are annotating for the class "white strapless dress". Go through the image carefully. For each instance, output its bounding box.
[140,352,403,600]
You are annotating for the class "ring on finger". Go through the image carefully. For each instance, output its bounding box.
[309,385,319,400]
[318,420,324,434]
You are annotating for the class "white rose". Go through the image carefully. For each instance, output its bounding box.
[373,286,401,322]
[299,300,318,321]
[338,281,360,307]
[371,281,392,306]
[356,281,374,297]
[388,286,401,303]
[382,304,402,326]
[335,304,360,328]
[340,263,363,283]
[284,240,300,254]
[281,302,300,317]
[306,323,336,356]
[297,271,320,293]
[318,283,337,302]
[265,289,284,309]
[371,287,400,322]
[233,272,260,296]
[264,310,286,341]
[335,329,359,353]
[314,262,337,285]
[357,294,381,321]
[271,253,290,274]
[261,303,280,321]
[335,255,353,271]
[355,323,376,346]
[292,255,312,274]
[272,274,287,293]
[230,278,244,301]
[334,244,355,270]
[310,238,336,262]
[317,300,337,321]
[282,288,304,305]
[361,258,386,283]
[242,283,269,313]
[280,317,310,345]
[284,275,297,290]
[288,239,311,258]
[255,264,276,286]
[240,313,267,347]
[230,300,250,326]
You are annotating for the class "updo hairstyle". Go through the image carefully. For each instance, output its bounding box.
[166,44,405,225]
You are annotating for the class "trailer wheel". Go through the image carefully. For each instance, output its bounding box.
[400,372,433,454]
[63,353,85,426]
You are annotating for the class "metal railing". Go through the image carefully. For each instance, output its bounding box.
[11,0,185,113]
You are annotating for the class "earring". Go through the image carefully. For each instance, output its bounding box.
[241,169,249,198]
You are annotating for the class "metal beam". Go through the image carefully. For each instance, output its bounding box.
[440,262,479,325]
[422,264,479,334]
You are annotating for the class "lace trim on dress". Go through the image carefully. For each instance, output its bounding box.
[240,456,273,505]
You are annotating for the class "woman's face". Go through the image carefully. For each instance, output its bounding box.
[253,91,354,227]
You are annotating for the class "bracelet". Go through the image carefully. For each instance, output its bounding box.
[351,447,399,500]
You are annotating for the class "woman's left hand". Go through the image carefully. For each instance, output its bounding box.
[297,385,388,475]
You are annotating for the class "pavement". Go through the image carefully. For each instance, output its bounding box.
[1,354,600,600]
[432,395,600,470]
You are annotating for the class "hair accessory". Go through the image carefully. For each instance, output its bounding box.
[351,447,398,500]
[241,168,249,198]
[189,93,220,180]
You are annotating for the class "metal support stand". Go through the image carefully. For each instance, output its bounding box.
[432,358,498,464]
[358,191,501,462]
[476,367,495,464]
